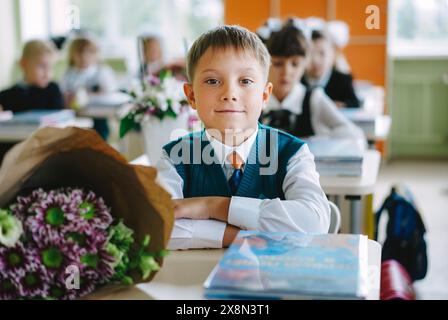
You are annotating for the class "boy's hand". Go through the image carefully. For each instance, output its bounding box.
[173,197,231,222]
[223,224,241,247]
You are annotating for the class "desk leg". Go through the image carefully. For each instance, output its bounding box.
[346,195,362,234]
[364,194,374,239]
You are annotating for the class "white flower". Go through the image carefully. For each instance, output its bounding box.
[0,209,23,248]
[156,92,168,111]
[171,101,181,115]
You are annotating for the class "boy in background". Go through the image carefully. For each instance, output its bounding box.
[0,39,64,113]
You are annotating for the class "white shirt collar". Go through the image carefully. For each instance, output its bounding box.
[205,128,258,167]
[266,83,307,115]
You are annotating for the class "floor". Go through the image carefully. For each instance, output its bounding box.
[373,159,448,299]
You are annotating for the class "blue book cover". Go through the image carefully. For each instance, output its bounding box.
[203,232,369,300]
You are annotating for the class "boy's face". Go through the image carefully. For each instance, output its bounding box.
[74,47,98,69]
[21,53,55,88]
[269,55,307,100]
[144,40,162,63]
[184,47,272,135]
[307,38,335,79]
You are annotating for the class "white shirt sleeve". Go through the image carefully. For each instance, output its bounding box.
[155,150,227,250]
[228,144,331,234]
[310,88,365,140]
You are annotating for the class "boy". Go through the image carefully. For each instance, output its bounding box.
[0,39,64,113]
[156,26,330,250]
[0,39,64,164]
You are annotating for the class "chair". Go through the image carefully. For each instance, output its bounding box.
[328,201,341,234]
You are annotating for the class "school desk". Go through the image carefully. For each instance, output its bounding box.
[85,239,381,300]
[320,150,381,236]
[0,117,93,143]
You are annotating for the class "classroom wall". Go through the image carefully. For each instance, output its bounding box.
[224,0,388,87]
[0,0,19,89]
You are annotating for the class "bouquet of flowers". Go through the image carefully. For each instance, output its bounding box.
[0,127,174,300]
[119,69,190,139]
[0,188,164,300]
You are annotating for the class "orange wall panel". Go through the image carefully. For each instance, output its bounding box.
[224,0,388,86]
[280,0,327,19]
[224,0,270,31]
[344,44,386,86]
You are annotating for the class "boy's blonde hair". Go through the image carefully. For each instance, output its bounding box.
[186,25,271,82]
[67,37,99,66]
[21,40,56,61]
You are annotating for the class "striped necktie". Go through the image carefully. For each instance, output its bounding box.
[227,151,244,195]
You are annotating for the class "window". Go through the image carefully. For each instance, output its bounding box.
[19,0,224,70]
[389,0,448,56]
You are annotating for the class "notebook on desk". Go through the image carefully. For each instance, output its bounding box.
[0,109,75,127]
[203,231,369,300]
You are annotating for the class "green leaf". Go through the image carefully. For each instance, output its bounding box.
[139,255,160,279]
[158,249,170,258]
[142,235,150,247]
[119,114,139,138]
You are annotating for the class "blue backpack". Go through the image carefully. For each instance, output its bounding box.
[375,186,428,282]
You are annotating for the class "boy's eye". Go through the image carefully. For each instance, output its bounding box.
[240,78,254,85]
[205,79,220,85]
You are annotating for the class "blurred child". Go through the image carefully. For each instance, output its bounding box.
[0,39,64,163]
[261,19,363,139]
[139,35,165,78]
[155,25,330,250]
[302,29,360,108]
[138,34,187,81]
[0,39,64,113]
[61,37,117,140]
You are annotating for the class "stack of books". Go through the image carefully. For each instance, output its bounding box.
[204,231,369,300]
[340,108,376,137]
[305,137,365,177]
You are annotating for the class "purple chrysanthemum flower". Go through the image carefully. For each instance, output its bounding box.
[24,188,113,247]
[0,242,38,278]
[2,187,125,300]
[16,263,50,298]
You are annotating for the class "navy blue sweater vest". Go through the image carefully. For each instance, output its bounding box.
[163,125,305,200]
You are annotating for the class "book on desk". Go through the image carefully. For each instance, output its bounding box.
[339,108,377,137]
[0,109,75,128]
[203,231,369,300]
[305,137,365,177]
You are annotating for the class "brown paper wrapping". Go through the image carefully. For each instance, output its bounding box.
[0,126,174,294]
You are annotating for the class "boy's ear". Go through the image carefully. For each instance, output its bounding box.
[262,82,273,108]
[183,83,197,110]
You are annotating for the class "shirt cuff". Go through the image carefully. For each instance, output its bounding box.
[191,220,227,249]
[228,196,262,230]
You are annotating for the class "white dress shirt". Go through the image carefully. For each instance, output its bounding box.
[155,128,331,250]
[60,64,117,94]
[266,83,365,140]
